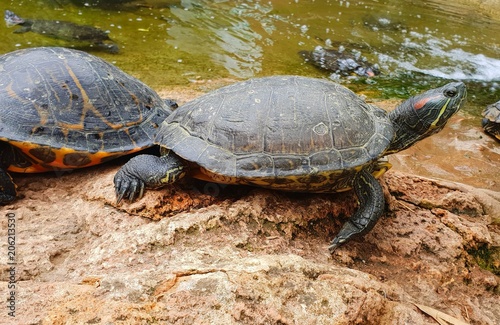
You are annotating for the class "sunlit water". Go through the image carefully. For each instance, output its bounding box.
[2,1,500,95]
[1,0,499,189]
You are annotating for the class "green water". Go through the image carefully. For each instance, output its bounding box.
[2,0,500,115]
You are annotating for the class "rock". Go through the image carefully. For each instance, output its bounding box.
[0,165,498,324]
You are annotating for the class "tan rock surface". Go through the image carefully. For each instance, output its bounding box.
[0,161,498,324]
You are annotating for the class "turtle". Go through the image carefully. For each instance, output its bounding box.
[299,46,380,77]
[4,10,119,53]
[362,14,407,32]
[0,47,176,204]
[113,75,466,251]
[482,100,500,141]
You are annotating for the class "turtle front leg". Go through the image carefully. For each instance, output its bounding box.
[328,169,385,253]
[114,152,187,203]
[0,168,17,204]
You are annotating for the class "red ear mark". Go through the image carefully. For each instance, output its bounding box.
[414,95,440,110]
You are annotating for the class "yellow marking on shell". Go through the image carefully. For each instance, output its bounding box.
[193,160,393,193]
[6,81,50,126]
[61,61,139,131]
[123,128,138,148]
[6,60,144,132]
[119,89,145,128]
[5,140,142,173]
[5,81,16,98]
[429,98,451,129]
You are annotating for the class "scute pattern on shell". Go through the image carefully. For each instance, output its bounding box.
[0,47,171,154]
[157,76,394,179]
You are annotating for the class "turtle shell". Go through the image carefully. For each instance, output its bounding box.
[0,47,172,173]
[482,101,500,140]
[157,76,394,191]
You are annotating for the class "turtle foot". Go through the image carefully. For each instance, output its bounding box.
[0,193,17,205]
[113,154,179,203]
[328,220,360,254]
[114,161,146,204]
[327,239,343,254]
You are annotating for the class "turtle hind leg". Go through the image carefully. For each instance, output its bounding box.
[328,169,385,253]
[0,168,17,204]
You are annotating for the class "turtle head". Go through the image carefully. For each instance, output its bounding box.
[354,63,380,77]
[386,81,466,154]
[4,10,25,27]
[482,101,500,140]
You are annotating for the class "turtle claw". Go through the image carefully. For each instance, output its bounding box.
[138,184,145,201]
[328,230,351,254]
[114,168,144,204]
[328,238,345,254]
[126,178,144,202]
[116,191,126,204]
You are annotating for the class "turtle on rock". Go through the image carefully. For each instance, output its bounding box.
[482,100,500,141]
[4,10,119,53]
[114,76,466,252]
[0,47,176,204]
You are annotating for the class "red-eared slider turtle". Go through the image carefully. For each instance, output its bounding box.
[0,47,176,203]
[114,76,466,251]
[299,46,380,77]
[4,10,118,53]
[482,101,500,141]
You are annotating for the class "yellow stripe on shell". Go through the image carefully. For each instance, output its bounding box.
[61,61,143,131]
[192,160,393,193]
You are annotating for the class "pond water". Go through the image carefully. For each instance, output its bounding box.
[2,1,500,102]
[1,0,499,190]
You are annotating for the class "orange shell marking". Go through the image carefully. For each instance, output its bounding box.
[5,140,142,173]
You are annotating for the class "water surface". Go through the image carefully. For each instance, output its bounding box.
[2,1,499,92]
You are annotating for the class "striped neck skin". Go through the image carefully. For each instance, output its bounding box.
[386,82,467,154]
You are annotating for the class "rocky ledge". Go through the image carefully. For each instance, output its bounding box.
[0,162,498,324]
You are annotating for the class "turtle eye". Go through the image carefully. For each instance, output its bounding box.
[444,87,458,98]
